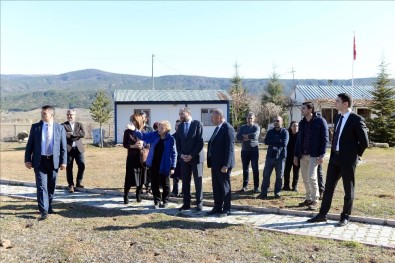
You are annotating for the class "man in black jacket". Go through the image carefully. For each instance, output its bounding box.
[308,93,369,226]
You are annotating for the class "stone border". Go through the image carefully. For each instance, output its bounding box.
[1,178,393,226]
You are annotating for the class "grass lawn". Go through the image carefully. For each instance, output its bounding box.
[1,142,394,219]
[1,196,394,262]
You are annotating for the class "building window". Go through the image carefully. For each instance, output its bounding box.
[321,108,338,124]
[357,108,371,119]
[201,108,215,126]
[134,109,151,125]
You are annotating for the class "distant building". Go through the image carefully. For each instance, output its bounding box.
[289,85,374,126]
[114,89,232,143]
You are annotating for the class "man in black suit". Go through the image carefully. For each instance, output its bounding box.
[25,105,67,220]
[308,93,369,226]
[206,108,236,217]
[62,109,86,193]
[176,108,204,211]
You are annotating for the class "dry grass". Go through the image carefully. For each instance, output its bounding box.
[1,142,394,218]
[1,196,394,263]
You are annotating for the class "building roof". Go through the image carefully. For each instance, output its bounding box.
[295,85,374,101]
[114,89,232,102]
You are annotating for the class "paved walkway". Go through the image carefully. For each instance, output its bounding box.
[1,181,394,249]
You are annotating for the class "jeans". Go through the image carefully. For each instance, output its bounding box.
[261,157,285,196]
[241,150,259,188]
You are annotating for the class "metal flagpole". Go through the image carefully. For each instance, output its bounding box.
[351,32,356,101]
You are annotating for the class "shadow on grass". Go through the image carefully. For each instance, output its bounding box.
[94,219,233,232]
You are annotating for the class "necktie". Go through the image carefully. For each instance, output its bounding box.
[45,123,51,155]
[332,115,343,151]
[210,126,220,142]
[184,122,189,138]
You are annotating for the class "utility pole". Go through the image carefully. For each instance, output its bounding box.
[289,67,296,122]
[152,54,155,90]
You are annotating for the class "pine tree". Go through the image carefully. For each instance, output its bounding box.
[261,71,285,106]
[89,90,112,147]
[228,63,250,129]
[366,59,395,145]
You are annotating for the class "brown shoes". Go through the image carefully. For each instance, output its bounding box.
[68,185,74,193]
[308,201,319,210]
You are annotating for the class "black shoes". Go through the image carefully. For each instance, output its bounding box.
[48,209,56,214]
[159,203,169,208]
[256,194,268,200]
[307,214,327,223]
[206,209,221,216]
[136,188,142,202]
[196,204,203,211]
[178,204,191,211]
[338,218,349,227]
[274,194,281,199]
[123,194,129,204]
[76,184,84,188]
[282,186,291,191]
[298,199,312,207]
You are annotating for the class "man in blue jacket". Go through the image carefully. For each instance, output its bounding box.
[24,105,67,220]
[294,102,329,210]
[257,116,289,199]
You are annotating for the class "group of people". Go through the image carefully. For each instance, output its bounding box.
[24,92,368,226]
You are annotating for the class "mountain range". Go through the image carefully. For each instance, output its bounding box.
[0,69,380,111]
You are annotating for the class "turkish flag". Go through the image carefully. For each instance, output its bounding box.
[353,36,357,60]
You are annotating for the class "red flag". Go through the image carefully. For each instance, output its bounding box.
[353,36,356,60]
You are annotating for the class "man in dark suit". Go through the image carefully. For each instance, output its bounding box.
[62,109,86,193]
[307,93,369,226]
[206,108,236,217]
[24,105,67,220]
[176,107,204,211]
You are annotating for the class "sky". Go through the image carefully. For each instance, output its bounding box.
[1,1,395,79]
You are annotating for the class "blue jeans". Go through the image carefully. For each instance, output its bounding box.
[241,150,259,188]
[261,157,285,196]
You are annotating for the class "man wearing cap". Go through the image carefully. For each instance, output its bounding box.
[62,109,86,193]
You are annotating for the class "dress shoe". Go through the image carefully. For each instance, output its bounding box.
[337,218,349,227]
[169,192,177,197]
[196,204,203,211]
[136,189,142,202]
[39,212,48,221]
[254,187,260,193]
[274,194,281,199]
[178,204,191,211]
[68,185,74,193]
[282,186,291,191]
[238,187,248,193]
[219,210,230,217]
[307,214,327,223]
[123,195,129,204]
[48,209,56,214]
[159,203,169,208]
[206,208,221,216]
[256,194,268,200]
[292,188,298,192]
[76,184,84,188]
[298,199,312,207]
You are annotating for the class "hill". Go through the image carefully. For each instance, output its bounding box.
[0,69,379,111]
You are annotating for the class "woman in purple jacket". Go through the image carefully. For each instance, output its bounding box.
[127,120,177,209]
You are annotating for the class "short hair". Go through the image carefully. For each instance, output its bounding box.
[67,109,76,115]
[158,120,172,133]
[175,119,182,124]
[337,93,352,107]
[211,108,224,118]
[42,105,55,115]
[179,107,191,115]
[302,102,315,113]
[130,114,144,131]
[247,112,255,118]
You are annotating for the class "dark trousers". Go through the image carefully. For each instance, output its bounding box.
[319,153,356,220]
[66,147,85,186]
[211,167,232,212]
[317,164,325,194]
[181,160,203,206]
[261,157,285,196]
[151,169,170,204]
[241,150,259,188]
[34,157,58,214]
[283,157,300,189]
